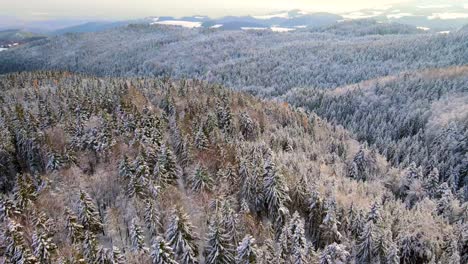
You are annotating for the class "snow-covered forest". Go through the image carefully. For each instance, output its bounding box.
[0,19,467,264]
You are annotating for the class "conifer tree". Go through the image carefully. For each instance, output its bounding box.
[14,174,37,210]
[280,211,307,263]
[236,235,257,264]
[156,145,178,186]
[145,199,161,237]
[263,158,290,222]
[189,165,213,193]
[130,218,147,252]
[204,216,234,264]
[65,207,85,243]
[3,218,39,264]
[166,207,199,264]
[151,236,178,264]
[194,126,209,150]
[32,229,57,263]
[319,243,350,264]
[83,231,98,263]
[319,196,342,247]
[78,190,103,233]
[424,167,440,198]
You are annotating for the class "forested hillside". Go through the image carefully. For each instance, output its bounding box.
[0,22,467,198]
[284,66,468,199]
[1,72,465,263]
[1,23,467,95]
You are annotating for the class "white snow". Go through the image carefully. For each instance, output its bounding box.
[465,4,468,9]
[294,25,307,28]
[387,13,414,19]
[438,31,451,34]
[253,12,289,19]
[241,27,268,31]
[151,20,202,28]
[151,17,159,22]
[210,24,223,29]
[0,48,7,52]
[194,16,206,20]
[271,26,295,32]
[428,13,468,20]
[417,26,430,31]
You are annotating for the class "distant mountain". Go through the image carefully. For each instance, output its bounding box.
[341,2,468,31]
[53,21,131,35]
[0,29,46,45]
[313,19,424,36]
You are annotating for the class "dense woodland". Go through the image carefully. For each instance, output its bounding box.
[0,72,466,264]
[0,23,467,194]
[284,67,468,199]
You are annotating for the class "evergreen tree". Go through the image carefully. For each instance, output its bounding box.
[236,235,257,264]
[194,126,209,150]
[263,158,290,224]
[130,218,147,252]
[204,216,235,264]
[156,145,178,186]
[82,231,98,263]
[32,229,57,263]
[3,218,39,264]
[166,207,199,264]
[319,243,350,264]
[280,211,307,263]
[112,246,126,264]
[189,165,213,193]
[424,167,440,198]
[151,236,178,264]
[65,207,85,243]
[78,190,103,233]
[319,196,342,247]
[14,174,37,210]
[145,199,161,237]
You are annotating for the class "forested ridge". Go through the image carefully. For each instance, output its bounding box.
[283,66,468,199]
[0,72,465,263]
[0,23,467,194]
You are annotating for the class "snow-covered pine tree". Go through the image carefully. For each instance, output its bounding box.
[166,207,199,264]
[263,158,290,225]
[318,195,342,247]
[13,174,37,210]
[145,199,161,237]
[151,236,178,264]
[319,243,350,264]
[3,218,39,264]
[236,235,257,264]
[32,228,57,263]
[64,207,85,243]
[189,165,213,193]
[194,126,209,150]
[130,218,147,252]
[78,190,103,233]
[156,145,178,186]
[204,216,234,264]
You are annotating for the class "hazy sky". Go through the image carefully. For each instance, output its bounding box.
[1,0,415,20]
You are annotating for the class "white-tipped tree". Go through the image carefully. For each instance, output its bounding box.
[236,235,257,264]
[78,190,103,234]
[204,216,234,264]
[151,236,178,264]
[166,207,199,264]
[130,218,147,252]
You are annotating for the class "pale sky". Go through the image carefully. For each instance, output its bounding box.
[1,0,415,20]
